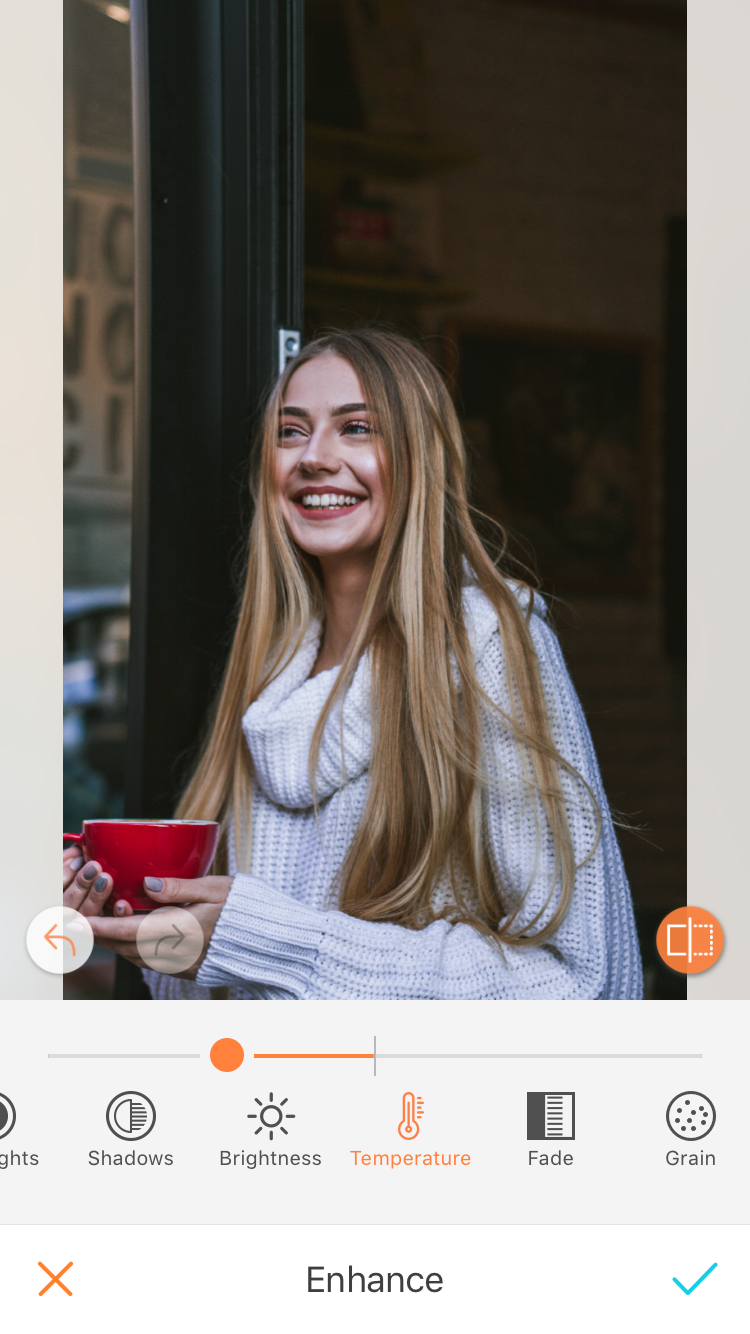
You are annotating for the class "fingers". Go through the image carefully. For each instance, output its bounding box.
[89,900,220,978]
[112,900,134,918]
[63,860,99,909]
[142,875,232,905]
[86,918,143,965]
[63,846,85,890]
[89,915,146,964]
[63,861,114,916]
[89,914,140,941]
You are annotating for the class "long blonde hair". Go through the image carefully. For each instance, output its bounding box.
[177,328,598,946]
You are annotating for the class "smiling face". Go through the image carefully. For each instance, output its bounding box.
[275,353,389,565]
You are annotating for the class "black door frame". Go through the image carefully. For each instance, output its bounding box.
[119,0,303,998]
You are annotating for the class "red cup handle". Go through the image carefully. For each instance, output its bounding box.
[63,832,84,847]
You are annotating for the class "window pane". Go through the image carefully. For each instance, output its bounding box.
[63,0,133,998]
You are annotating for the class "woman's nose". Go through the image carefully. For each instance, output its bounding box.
[298,427,341,472]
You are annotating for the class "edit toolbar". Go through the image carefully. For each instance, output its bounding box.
[0,1000,747,1225]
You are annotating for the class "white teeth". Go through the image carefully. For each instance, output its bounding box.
[300,493,361,508]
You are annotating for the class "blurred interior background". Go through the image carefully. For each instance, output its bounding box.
[63,0,686,999]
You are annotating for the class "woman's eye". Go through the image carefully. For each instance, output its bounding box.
[278,424,305,440]
[341,420,371,436]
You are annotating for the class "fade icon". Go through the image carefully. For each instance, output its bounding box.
[527,1092,575,1141]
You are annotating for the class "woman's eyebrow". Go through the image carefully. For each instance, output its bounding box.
[280,402,369,418]
[331,402,368,416]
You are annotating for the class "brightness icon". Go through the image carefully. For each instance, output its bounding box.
[247,1093,295,1141]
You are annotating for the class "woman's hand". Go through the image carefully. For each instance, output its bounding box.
[62,860,232,980]
[63,843,85,890]
[64,854,114,913]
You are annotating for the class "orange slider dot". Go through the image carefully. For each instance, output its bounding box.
[210,1038,245,1072]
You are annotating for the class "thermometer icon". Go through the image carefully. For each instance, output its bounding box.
[398,1092,424,1140]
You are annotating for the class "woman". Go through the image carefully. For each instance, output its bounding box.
[63,329,642,999]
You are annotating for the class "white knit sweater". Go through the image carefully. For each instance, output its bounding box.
[146,583,642,1001]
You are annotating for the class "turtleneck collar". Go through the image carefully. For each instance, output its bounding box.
[241,581,542,811]
[241,619,372,810]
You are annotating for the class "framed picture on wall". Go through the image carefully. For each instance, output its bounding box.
[443,324,656,594]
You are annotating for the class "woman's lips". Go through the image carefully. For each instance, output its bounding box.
[291,498,365,520]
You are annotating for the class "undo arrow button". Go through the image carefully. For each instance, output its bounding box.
[43,924,76,956]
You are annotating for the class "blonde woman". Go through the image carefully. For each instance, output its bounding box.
[63,329,642,999]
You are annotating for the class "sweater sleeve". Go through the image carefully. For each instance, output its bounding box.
[196,611,642,1000]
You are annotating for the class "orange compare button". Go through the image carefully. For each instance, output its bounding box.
[656,906,724,975]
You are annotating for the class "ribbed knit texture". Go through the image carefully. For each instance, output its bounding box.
[145,582,642,1000]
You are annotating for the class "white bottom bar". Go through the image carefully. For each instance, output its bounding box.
[2,1224,744,1331]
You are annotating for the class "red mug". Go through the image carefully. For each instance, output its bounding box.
[63,819,220,913]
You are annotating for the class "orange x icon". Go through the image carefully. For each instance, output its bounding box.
[38,1261,73,1296]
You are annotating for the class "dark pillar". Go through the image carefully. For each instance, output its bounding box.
[118,1,303,999]
[662,216,687,658]
[126,0,304,818]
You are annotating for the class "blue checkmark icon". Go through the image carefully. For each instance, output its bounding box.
[672,1262,717,1295]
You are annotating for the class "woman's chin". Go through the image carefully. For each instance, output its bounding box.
[295,532,366,559]
[286,513,375,558]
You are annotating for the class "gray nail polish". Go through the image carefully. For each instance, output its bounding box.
[70,856,84,872]
[115,902,125,915]
[82,862,98,881]
[144,877,164,893]
[94,874,108,892]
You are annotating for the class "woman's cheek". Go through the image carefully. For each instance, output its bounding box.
[358,449,388,503]
[274,455,291,497]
